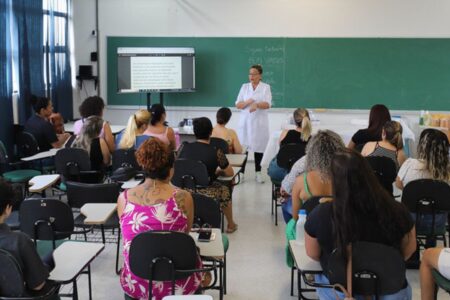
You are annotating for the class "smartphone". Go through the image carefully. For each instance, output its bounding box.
[197,230,212,242]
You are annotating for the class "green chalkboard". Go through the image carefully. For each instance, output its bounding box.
[107,37,450,110]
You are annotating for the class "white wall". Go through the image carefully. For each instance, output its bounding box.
[72,0,450,145]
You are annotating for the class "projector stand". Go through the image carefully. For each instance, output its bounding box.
[146,93,164,111]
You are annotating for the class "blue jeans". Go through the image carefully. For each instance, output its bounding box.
[268,157,288,183]
[314,274,411,300]
[282,197,292,224]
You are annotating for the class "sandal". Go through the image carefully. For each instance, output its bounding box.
[226,224,238,234]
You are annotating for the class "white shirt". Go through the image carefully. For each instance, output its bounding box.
[235,81,272,153]
[397,158,432,187]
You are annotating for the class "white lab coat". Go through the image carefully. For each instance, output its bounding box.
[235,81,272,153]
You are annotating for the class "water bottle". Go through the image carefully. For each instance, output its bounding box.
[296,209,307,244]
[419,110,425,126]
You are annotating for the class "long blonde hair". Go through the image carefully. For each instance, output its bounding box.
[72,116,103,153]
[417,129,450,182]
[293,108,312,142]
[119,109,151,149]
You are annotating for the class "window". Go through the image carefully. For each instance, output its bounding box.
[43,0,69,92]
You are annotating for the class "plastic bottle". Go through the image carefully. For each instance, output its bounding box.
[296,209,307,244]
[419,110,424,126]
[424,111,431,126]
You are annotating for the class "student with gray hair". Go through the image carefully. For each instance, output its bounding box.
[290,130,346,220]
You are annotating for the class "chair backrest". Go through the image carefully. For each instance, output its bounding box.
[327,241,406,296]
[19,198,74,241]
[66,181,120,209]
[209,137,229,154]
[112,148,140,172]
[277,143,306,171]
[55,148,91,179]
[192,193,221,228]
[129,231,198,282]
[0,249,26,297]
[171,159,210,189]
[16,132,39,158]
[401,179,450,214]
[365,156,397,195]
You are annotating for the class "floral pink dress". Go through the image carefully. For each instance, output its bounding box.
[119,190,203,300]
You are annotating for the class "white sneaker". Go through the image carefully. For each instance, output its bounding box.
[255,172,265,183]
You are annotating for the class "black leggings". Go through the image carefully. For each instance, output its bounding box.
[254,152,263,172]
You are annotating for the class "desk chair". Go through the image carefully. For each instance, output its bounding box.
[302,242,406,300]
[271,143,306,226]
[129,231,219,300]
[171,159,210,191]
[0,249,60,300]
[432,269,450,299]
[365,156,397,196]
[192,193,228,294]
[19,198,93,300]
[16,132,40,158]
[1,141,41,230]
[111,148,140,171]
[66,181,121,274]
[55,148,104,185]
[209,137,229,154]
[401,179,450,249]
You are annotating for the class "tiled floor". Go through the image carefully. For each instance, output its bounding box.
[65,164,447,299]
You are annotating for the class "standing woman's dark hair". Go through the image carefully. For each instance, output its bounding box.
[367,104,391,137]
[150,104,167,126]
[30,95,51,113]
[250,64,263,74]
[331,150,412,256]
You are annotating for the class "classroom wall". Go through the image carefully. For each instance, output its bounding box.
[72,0,450,147]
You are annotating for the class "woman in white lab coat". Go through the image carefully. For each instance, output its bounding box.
[235,64,272,183]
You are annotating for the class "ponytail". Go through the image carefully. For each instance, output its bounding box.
[119,115,139,149]
[293,108,312,142]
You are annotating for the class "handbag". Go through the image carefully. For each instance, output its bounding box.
[333,245,356,300]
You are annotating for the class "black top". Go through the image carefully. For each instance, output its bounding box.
[24,115,58,151]
[178,141,229,182]
[304,202,413,274]
[90,138,104,171]
[280,130,310,147]
[0,223,49,290]
[351,129,380,147]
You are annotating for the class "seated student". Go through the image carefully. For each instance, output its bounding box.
[71,116,111,171]
[143,104,176,151]
[305,150,416,300]
[348,104,391,151]
[290,130,345,221]
[396,129,449,244]
[116,109,151,150]
[361,120,407,169]
[117,138,205,299]
[0,178,56,296]
[268,108,312,183]
[177,117,238,233]
[420,247,450,300]
[73,96,115,153]
[211,107,243,154]
[24,95,70,151]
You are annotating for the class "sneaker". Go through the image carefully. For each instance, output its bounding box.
[255,172,265,183]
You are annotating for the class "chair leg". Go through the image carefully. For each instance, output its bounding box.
[88,265,92,300]
[116,227,122,275]
[271,183,275,215]
[72,278,78,300]
[223,254,227,294]
[101,225,106,244]
[290,266,295,296]
[219,260,224,300]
